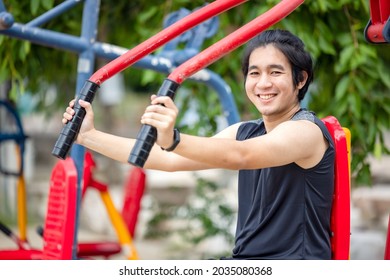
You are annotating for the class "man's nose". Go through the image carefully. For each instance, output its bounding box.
[256,74,272,88]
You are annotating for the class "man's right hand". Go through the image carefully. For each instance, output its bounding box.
[62,99,95,145]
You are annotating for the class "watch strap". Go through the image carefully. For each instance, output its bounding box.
[161,128,180,152]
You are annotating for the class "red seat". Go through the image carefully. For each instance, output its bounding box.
[322,116,351,260]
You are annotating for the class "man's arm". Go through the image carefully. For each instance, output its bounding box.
[172,120,328,170]
[140,95,327,170]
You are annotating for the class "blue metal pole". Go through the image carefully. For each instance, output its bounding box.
[26,0,82,27]
[0,9,13,30]
[69,0,100,260]
[0,23,89,53]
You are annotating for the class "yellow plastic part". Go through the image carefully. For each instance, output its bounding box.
[15,145,27,242]
[342,127,351,176]
[100,191,138,260]
[342,126,351,260]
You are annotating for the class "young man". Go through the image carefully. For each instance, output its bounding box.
[62,29,335,259]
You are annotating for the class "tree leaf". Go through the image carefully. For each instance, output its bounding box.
[335,75,350,101]
[42,0,55,10]
[30,0,40,15]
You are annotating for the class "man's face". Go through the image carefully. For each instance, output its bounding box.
[245,45,303,120]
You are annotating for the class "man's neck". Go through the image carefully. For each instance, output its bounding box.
[263,105,302,132]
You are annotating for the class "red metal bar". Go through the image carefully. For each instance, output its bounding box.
[168,0,305,84]
[89,0,248,85]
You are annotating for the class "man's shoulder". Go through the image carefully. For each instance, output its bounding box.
[291,108,316,122]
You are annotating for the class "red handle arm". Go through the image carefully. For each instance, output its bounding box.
[89,0,248,85]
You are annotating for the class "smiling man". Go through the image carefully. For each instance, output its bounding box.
[63,29,335,259]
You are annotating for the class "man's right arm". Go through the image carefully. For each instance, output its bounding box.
[79,128,213,171]
[79,123,243,172]
[64,99,241,172]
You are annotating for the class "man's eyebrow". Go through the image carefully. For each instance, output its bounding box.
[268,64,285,70]
[248,64,286,71]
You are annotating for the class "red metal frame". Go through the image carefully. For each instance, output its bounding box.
[322,116,351,260]
[121,167,146,238]
[78,151,144,259]
[77,152,122,259]
[385,215,390,260]
[365,0,390,43]
[0,248,42,260]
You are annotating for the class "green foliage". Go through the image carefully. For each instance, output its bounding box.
[176,177,235,247]
[0,0,389,185]
[144,176,235,258]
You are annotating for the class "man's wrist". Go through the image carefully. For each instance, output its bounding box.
[161,128,180,152]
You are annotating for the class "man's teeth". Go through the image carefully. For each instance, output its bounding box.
[259,94,275,100]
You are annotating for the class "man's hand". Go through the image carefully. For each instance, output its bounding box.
[62,99,95,145]
[141,95,179,150]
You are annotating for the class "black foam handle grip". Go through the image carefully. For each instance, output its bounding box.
[128,79,180,167]
[51,80,99,160]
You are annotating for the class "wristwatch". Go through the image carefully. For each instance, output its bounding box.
[161,128,180,152]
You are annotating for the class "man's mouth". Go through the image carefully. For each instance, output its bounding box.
[258,94,276,100]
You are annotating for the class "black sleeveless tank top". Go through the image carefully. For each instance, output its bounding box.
[233,109,335,259]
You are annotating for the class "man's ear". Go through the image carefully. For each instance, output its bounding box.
[298,71,308,89]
